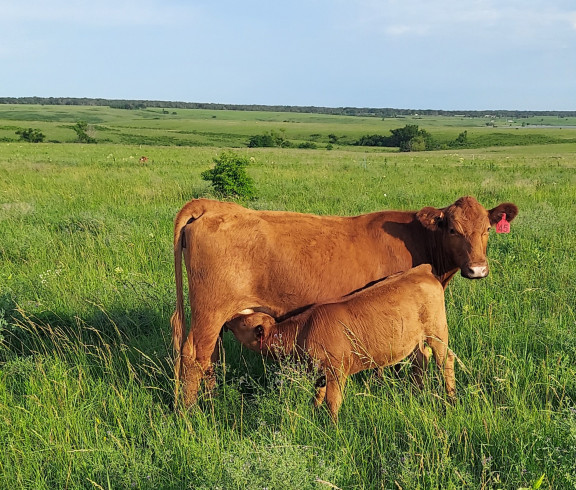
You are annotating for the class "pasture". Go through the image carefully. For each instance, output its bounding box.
[2,103,576,149]
[1,106,575,488]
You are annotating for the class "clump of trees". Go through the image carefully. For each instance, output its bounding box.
[356,124,436,151]
[201,151,256,199]
[356,125,470,151]
[16,128,45,143]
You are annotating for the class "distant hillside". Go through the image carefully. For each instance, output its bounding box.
[1,96,575,119]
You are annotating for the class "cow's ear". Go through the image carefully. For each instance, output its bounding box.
[416,207,445,231]
[488,202,519,226]
[255,325,264,338]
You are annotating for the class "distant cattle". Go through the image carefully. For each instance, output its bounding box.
[171,196,518,407]
[226,264,455,420]
[139,156,148,163]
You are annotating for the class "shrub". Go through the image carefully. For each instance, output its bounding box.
[16,128,45,143]
[248,133,276,148]
[72,121,96,143]
[248,130,291,148]
[449,130,469,148]
[201,151,256,198]
[355,134,391,147]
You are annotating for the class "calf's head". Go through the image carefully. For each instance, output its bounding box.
[416,196,518,279]
[226,310,276,351]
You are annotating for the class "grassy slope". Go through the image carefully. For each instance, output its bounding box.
[0,109,575,488]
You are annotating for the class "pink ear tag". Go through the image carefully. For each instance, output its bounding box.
[496,213,510,234]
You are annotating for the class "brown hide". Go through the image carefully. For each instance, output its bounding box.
[171,196,517,407]
[226,264,456,419]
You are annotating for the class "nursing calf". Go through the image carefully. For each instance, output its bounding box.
[226,264,455,420]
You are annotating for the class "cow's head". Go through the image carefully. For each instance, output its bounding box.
[416,196,518,279]
[226,310,276,352]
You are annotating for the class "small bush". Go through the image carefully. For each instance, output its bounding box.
[16,128,45,143]
[201,151,256,198]
[248,130,291,148]
[248,133,276,148]
[72,121,96,143]
[298,141,317,149]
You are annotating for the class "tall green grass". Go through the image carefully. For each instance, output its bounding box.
[1,140,575,488]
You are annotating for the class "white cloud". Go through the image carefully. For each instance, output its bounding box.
[345,0,576,40]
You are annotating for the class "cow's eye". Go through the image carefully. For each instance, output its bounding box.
[449,228,456,235]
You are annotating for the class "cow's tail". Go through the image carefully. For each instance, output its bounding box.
[170,200,206,392]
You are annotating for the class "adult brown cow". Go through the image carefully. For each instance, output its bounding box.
[171,196,518,407]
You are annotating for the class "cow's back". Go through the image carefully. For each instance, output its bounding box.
[183,203,416,318]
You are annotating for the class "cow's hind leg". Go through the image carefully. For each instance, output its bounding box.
[205,327,226,393]
[178,314,227,409]
[179,334,202,408]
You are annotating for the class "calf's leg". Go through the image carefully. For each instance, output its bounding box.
[313,375,327,407]
[410,340,431,389]
[324,372,347,421]
[427,335,456,398]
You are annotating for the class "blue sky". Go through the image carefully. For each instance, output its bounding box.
[1,0,575,110]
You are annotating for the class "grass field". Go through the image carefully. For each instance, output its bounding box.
[2,103,576,149]
[1,106,576,488]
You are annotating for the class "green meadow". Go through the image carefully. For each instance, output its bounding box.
[2,103,576,149]
[1,104,575,488]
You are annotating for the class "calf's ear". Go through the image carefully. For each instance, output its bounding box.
[488,203,519,226]
[416,207,445,231]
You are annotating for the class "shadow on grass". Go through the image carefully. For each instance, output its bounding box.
[0,291,270,410]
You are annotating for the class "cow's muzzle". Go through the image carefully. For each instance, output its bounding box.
[461,264,489,279]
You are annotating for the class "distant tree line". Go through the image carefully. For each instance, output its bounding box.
[1,97,575,119]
